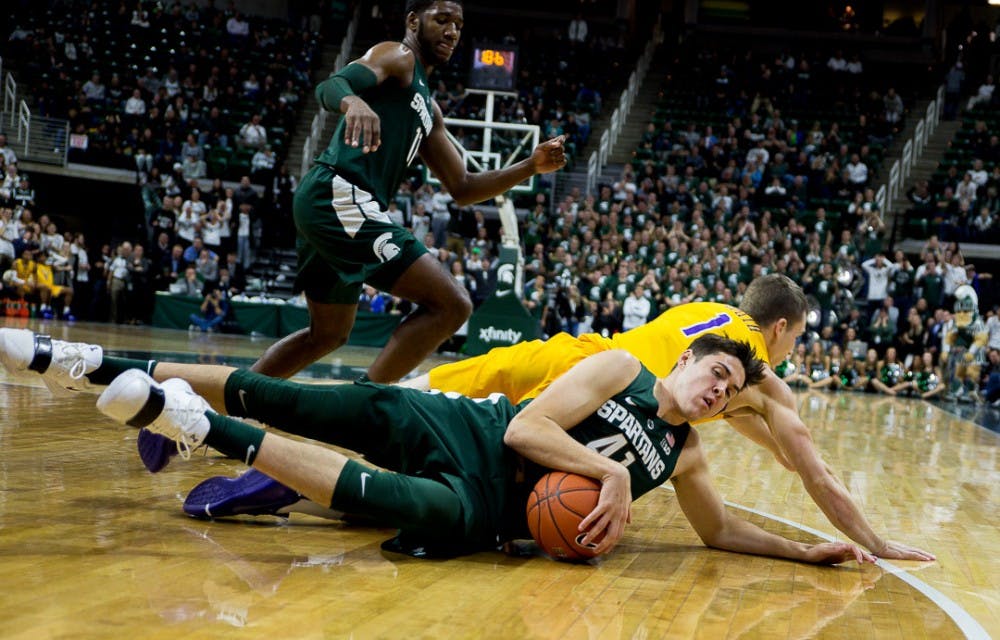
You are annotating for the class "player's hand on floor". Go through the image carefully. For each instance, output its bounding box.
[871,539,936,561]
[578,467,631,555]
[805,541,877,565]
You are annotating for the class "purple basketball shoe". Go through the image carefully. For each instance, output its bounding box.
[137,428,179,473]
[183,468,302,519]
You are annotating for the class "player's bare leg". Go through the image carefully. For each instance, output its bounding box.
[368,253,472,382]
[250,298,358,379]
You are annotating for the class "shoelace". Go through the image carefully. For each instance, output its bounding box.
[169,393,208,461]
[59,343,91,380]
[174,434,195,461]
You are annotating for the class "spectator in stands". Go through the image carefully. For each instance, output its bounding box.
[568,12,588,44]
[195,247,220,288]
[883,87,903,132]
[983,348,1000,406]
[239,114,268,150]
[967,74,995,111]
[173,265,201,297]
[106,242,131,325]
[233,176,259,209]
[907,179,934,215]
[826,50,848,73]
[226,11,251,41]
[82,73,106,105]
[845,153,869,191]
[200,209,224,253]
[181,153,207,181]
[123,89,146,121]
[236,202,254,271]
[179,134,202,163]
[183,236,216,265]
[127,244,152,325]
[987,307,1000,352]
[251,146,277,184]
[971,206,994,237]
[162,244,187,290]
[621,283,652,331]
[217,265,242,299]
[196,107,230,149]
[943,62,965,120]
[0,134,16,167]
[861,253,895,315]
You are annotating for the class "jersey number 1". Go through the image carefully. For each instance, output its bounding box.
[680,312,731,337]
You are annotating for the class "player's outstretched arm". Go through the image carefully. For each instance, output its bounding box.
[671,430,875,565]
[505,350,638,554]
[420,102,567,206]
[759,375,936,561]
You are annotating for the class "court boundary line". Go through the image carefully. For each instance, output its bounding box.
[657,485,991,639]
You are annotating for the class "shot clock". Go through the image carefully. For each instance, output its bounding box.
[468,43,518,91]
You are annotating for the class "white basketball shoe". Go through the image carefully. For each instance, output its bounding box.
[97,370,211,460]
[0,328,103,395]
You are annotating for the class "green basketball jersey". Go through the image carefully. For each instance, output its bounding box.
[518,367,690,509]
[316,55,435,208]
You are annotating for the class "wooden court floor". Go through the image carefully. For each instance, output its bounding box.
[0,319,997,639]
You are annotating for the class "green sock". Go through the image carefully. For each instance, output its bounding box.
[88,356,158,386]
[204,411,266,465]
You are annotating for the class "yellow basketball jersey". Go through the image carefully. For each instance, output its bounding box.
[608,302,769,377]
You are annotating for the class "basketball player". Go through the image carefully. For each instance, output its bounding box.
[253,0,565,382]
[126,0,565,474]
[185,274,937,561]
[91,333,874,564]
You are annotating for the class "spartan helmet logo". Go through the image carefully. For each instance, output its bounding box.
[953,284,979,327]
[497,264,515,286]
[373,232,401,263]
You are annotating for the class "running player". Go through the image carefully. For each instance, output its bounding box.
[261,0,565,383]
[91,334,875,565]
[130,0,564,472]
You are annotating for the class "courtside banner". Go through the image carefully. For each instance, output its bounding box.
[464,248,539,355]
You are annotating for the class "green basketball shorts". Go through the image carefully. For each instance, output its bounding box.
[293,163,427,304]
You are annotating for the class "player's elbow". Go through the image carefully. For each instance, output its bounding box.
[449,189,478,207]
[503,419,527,449]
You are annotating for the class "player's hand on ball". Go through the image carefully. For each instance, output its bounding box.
[578,466,631,555]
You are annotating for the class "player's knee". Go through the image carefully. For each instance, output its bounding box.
[307,326,350,353]
[440,287,473,327]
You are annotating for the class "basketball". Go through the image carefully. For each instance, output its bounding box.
[526,471,604,561]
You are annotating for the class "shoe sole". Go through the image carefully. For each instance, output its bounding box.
[183,469,300,519]
[137,428,177,473]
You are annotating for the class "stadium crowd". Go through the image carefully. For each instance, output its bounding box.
[1,4,998,405]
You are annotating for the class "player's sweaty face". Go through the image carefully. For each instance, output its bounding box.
[683,353,745,420]
[417,3,463,64]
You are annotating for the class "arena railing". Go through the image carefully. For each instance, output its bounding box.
[301,3,361,178]
[586,18,662,196]
[0,58,69,166]
[884,83,945,246]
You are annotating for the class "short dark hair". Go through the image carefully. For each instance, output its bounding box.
[406,0,463,14]
[739,274,808,329]
[688,334,767,390]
